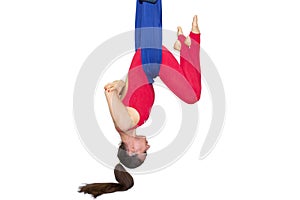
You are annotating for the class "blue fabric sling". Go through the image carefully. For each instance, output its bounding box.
[135,0,162,83]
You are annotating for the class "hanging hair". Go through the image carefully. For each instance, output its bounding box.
[78,143,146,198]
[117,142,145,169]
[78,164,134,198]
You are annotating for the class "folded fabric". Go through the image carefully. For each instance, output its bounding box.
[139,0,158,4]
[135,0,162,83]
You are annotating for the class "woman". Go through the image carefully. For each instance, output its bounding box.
[105,5,201,169]
[79,0,201,197]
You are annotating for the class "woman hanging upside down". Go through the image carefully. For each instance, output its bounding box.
[79,0,201,197]
[105,19,201,169]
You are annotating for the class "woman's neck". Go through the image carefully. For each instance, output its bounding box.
[119,130,136,142]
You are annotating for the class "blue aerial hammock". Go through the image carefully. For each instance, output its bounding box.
[135,0,162,84]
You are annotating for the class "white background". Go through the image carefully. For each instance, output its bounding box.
[1,0,300,199]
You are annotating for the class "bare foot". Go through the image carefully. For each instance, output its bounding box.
[192,15,200,34]
[175,15,200,50]
[184,36,191,47]
[104,80,125,94]
[174,27,183,51]
[177,26,183,36]
[174,40,181,51]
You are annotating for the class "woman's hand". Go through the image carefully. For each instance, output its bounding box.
[104,80,125,95]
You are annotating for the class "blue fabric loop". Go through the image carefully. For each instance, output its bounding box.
[135,0,162,83]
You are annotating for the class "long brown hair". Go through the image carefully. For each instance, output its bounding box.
[78,164,134,198]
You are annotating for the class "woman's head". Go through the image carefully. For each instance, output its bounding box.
[117,138,150,169]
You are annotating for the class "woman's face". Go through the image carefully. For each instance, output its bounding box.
[133,135,150,154]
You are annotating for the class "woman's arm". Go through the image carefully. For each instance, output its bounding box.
[104,80,139,133]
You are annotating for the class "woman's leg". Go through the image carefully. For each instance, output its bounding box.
[159,16,201,104]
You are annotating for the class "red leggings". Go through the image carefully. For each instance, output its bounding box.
[122,32,201,127]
